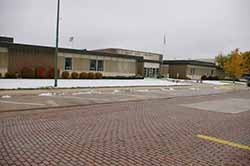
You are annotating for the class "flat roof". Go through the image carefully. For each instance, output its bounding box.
[163,60,217,67]
[93,48,162,63]
[0,36,14,43]
[0,42,143,61]
[93,48,163,56]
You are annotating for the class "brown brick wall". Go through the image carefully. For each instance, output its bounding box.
[169,64,187,79]
[6,47,139,77]
[8,47,54,73]
[160,64,169,77]
[136,61,144,76]
[0,48,8,76]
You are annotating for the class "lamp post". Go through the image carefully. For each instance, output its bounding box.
[54,0,60,87]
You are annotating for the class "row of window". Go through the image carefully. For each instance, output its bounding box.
[190,68,214,75]
[64,58,160,77]
[64,58,104,71]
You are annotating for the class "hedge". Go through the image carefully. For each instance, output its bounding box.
[48,67,60,79]
[95,72,103,79]
[79,72,88,79]
[21,67,35,78]
[201,75,207,80]
[201,75,219,80]
[71,72,79,79]
[62,71,70,79]
[102,75,144,79]
[5,72,16,78]
[87,72,95,79]
[35,67,46,78]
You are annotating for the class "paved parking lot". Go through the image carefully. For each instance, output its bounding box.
[183,98,250,113]
[0,84,241,112]
[0,87,249,165]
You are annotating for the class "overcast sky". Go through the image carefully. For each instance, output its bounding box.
[0,0,249,59]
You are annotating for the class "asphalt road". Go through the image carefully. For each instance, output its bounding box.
[0,88,249,165]
[0,83,244,112]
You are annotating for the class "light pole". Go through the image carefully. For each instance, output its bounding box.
[54,0,60,87]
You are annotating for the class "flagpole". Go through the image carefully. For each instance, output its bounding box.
[163,34,166,58]
[54,0,60,87]
[69,36,74,48]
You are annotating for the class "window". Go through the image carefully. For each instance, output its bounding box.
[90,60,96,71]
[89,60,96,71]
[90,60,104,71]
[156,68,159,77]
[64,58,72,70]
[144,68,147,77]
[149,68,153,77]
[152,68,156,77]
[97,60,104,71]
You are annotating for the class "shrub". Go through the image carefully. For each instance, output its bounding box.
[71,72,79,79]
[102,76,143,79]
[184,77,191,80]
[21,67,35,78]
[247,81,250,87]
[87,72,95,79]
[213,76,219,80]
[48,68,54,78]
[95,72,103,79]
[0,73,2,78]
[201,75,207,80]
[5,72,16,78]
[207,76,219,80]
[62,71,70,79]
[48,67,60,79]
[35,67,46,78]
[79,72,88,79]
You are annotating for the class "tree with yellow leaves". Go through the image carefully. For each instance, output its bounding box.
[242,51,250,74]
[223,49,244,82]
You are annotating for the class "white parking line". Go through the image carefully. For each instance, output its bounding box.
[46,100,59,107]
[55,95,111,102]
[0,100,45,106]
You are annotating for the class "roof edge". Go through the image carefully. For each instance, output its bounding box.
[0,42,143,60]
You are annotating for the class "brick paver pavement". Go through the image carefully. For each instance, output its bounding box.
[0,91,250,165]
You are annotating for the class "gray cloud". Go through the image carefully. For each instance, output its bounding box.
[1,0,249,59]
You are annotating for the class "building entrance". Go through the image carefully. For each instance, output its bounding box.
[144,68,159,78]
